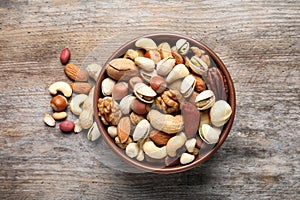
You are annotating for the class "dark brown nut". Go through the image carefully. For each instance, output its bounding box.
[149,130,172,146]
[98,97,121,125]
[112,82,129,101]
[181,102,200,138]
[150,76,167,94]
[128,76,143,91]
[129,112,145,125]
[193,75,206,93]
[165,156,180,167]
[117,116,131,143]
[60,48,71,64]
[144,50,161,64]
[130,99,150,115]
[204,67,227,101]
[155,90,182,114]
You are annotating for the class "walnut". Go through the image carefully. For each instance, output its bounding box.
[98,97,121,125]
[155,90,183,114]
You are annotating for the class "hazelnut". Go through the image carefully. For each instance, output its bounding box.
[150,76,167,94]
[112,82,128,101]
[50,95,67,111]
[130,99,150,115]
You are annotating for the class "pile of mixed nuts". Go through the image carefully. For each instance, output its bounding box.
[98,37,233,167]
[43,48,102,141]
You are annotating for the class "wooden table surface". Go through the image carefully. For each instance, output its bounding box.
[0,0,299,199]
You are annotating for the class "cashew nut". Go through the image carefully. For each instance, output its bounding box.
[147,110,183,134]
[143,140,167,159]
[166,132,187,157]
[48,81,72,97]
[86,63,101,81]
[180,153,195,165]
[87,122,101,141]
[70,94,88,115]
[125,143,139,158]
[185,138,197,153]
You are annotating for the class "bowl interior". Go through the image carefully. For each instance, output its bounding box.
[94,33,236,174]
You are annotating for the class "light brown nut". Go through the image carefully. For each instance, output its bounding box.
[43,113,56,127]
[112,82,129,101]
[201,54,211,67]
[64,63,88,82]
[52,112,68,120]
[106,58,138,81]
[171,50,184,64]
[147,110,183,134]
[149,130,172,146]
[124,49,139,60]
[70,82,92,94]
[117,116,131,143]
[129,112,145,125]
[144,50,161,64]
[115,136,133,149]
[158,42,172,59]
[193,75,206,93]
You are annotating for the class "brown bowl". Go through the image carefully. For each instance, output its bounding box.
[94,33,236,174]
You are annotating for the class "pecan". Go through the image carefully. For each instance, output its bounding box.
[204,67,227,101]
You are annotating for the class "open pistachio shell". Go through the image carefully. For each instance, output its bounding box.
[156,57,176,76]
[133,119,151,141]
[133,82,157,103]
[188,56,208,76]
[180,75,196,98]
[195,90,215,110]
[199,124,221,144]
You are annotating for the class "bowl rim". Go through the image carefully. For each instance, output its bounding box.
[94,33,236,174]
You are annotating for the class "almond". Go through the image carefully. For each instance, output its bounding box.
[117,117,131,143]
[64,63,88,82]
[149,130,172,146]
[70,82,92,94]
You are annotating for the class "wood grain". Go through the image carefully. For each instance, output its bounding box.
[0,0,299,199]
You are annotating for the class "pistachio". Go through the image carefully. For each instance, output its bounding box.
[176,39,190,55]
[210,100,232,127]
[199,124,221,144]
[195,90,215,110]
